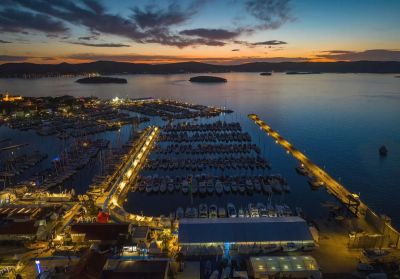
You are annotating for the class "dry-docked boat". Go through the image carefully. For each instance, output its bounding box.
[248,203,259,218]
[238,207,245,218]
[199,203,208,218]
[185,207,198,218]
[209,204,218,218]
[227,203,237,218]
[218,206,226,218]
[257,202,268,217]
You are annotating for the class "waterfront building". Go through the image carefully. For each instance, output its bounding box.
[178,217,314,255]
[70,223,130,244]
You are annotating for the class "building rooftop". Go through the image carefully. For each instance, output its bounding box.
[178,217,313,244]
[0,220,38,235]
[102,259,169,279]
[70,223,129,241]
[250,256,321,277]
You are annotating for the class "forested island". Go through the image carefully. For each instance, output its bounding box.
[189,76,227,83]
[75,76,127,84]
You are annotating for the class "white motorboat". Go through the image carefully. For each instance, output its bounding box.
[227,203,237,218]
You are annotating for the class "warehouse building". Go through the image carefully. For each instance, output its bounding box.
[178,217,314,255]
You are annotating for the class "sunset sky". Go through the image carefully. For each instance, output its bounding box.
[1,0,399,64]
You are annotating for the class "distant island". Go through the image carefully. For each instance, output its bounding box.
[260,72,272,76]
[189,76,227,83]
[75,76,127,84]
[1,61,400,78]
[286,71,321,75]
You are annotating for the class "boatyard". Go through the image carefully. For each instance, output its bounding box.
[0,95,399,278]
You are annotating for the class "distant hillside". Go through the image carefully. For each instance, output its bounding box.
[0,61,399,78]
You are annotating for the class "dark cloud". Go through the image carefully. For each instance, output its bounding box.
[0,40,12,43]
[0,7,68,34]
[1,0,291,48]
[252,40,287,46]
[69,42,130,47]
[180,28,240,40]
[131,2,194,29]
[78,36,97,41]
[6,0,216,48]
[246,0,293,30]
[316,49,400,61]
[0,55,29,61]
[232,49,240,51]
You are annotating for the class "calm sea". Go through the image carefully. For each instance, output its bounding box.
[1,73,399,225]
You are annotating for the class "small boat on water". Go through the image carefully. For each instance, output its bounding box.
[199,203,208,218]
[199,181,206,194]
[308,177,324,189]
[271,180,283,193]
[152,182,160,193]
[295,207,303,217]
[206,181,214,194]
[231,181,238,192]
[245,179,254,192]
[176,207,184,219]
[282,184,291,192]
[215,180,223,195]
[296,163,308,175]
[257,203,268,217]
[185,207,198,218]
[182,180,189,194]
[227,203,237,218]
[218,206,226,218]
[238,183,246,193]
[262,182,272,195]
[167,182,174,193]
[160,181,166,193]
[223,182,231,193]
[379,145,388,156]
[209,204,218,218]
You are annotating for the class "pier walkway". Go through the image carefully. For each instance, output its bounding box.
[249,114,365,216]
[96,126,159,211]
[249,114,400,248]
